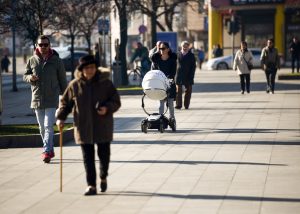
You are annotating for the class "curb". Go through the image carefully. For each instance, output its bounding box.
[0,128,74,149]
[278,74,300,80]
[118,89,143,96]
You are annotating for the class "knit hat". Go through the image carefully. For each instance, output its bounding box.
[77,55,97,71]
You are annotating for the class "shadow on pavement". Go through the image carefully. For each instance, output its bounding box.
[193,81,300,93]
[110,160,285,166]
[50,159,285,166]
[104,191,300,202]
[112,140,300,146]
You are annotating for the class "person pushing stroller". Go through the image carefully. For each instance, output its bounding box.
[150,42,177,126]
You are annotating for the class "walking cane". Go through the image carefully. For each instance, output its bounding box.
[59,126,63,192]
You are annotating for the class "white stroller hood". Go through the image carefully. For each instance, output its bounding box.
[142,70,170,100]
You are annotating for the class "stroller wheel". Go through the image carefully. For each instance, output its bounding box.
[141,120,148,133]
[169,118,176,132]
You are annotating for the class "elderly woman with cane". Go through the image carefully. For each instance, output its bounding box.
[56,55,121,196]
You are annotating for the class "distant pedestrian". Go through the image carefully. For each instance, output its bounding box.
[289,37,300,73]
[1,55,10,73]
[23,53,27,64]
[23,35,67,163]
[94,43,100,68]
[130,42,151,78]
[197,46,205,69]
[151,42,177,123]
[56,55,121,196]
[175,41,196,109]
[260,38,280,94]
[149,41,162,59]
[233,41,253,94]
[212,44,223,58]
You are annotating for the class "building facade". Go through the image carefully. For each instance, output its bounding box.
[208,0,300,62]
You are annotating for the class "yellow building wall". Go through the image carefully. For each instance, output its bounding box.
[275,4,284,56]
[208,7,222,60]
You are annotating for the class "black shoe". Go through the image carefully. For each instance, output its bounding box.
[169,118,176,132]
[247,90,250,94]
[241,90,244,94]
[175,106,181,109]
[100,179,107,192]
[266,89,269,93]
[84,186,97,196]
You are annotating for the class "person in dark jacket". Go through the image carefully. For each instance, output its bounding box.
[24,35,67,163]
[130,42,151,78]
[56,55,121,196]
[212,44,223,58]
[175,41,196,109]
[1,55,10,73]
[151,42,177,123]
[260,38,280,94]
[289,37,300,73]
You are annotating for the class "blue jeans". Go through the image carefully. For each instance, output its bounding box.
[34,108,56,153]
[159,98,175,119]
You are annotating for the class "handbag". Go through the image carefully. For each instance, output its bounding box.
[242,54,253,70]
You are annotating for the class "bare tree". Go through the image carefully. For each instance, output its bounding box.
[54,0,85,79]
[78,0,111,53]
[0,0,11,34]
[131,0,199,47]
[13,0,59,46]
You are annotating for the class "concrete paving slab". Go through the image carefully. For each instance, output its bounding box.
[0,67,300,213]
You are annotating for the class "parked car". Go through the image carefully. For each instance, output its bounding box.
[57,50,89,72]
[205,48,262,70]
[60,51,89,72]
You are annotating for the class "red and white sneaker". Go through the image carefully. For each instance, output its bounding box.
[42,152,51,163]
[49,151,55,159]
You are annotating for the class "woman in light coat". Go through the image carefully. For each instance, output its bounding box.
[233,41,253,94]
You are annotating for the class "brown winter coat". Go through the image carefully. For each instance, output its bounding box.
[56,70,121,144]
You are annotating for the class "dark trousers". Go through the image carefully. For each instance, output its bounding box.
[265,68,277,92]
[198,60,203,69]
[239,74,250,92]
[80,143,110,187]
[291,55,299,73]
[1,66,8,73]
[176,84,192,109]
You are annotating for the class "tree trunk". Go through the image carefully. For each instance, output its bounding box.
[150,0,157,48]
[86,33,92,54]
[70,34,75,79]
[36,0,43,34]
[119,2,128,85]
[165,11,174,31]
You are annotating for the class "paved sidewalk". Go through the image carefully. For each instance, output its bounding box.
[0,68,300,214]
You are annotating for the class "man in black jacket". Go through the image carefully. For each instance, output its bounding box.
[289,37,300,73]
[175,41,196,109]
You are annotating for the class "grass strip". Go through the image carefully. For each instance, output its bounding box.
[0,124,73,136]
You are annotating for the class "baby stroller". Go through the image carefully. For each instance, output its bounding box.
[141,70,176,133]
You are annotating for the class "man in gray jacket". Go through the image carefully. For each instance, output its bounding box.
[24,35,67,163]
[260,38,280,94]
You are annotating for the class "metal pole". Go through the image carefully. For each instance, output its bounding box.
[12,0,18,92]
[231,15,235,62]
[59,126,63,192]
